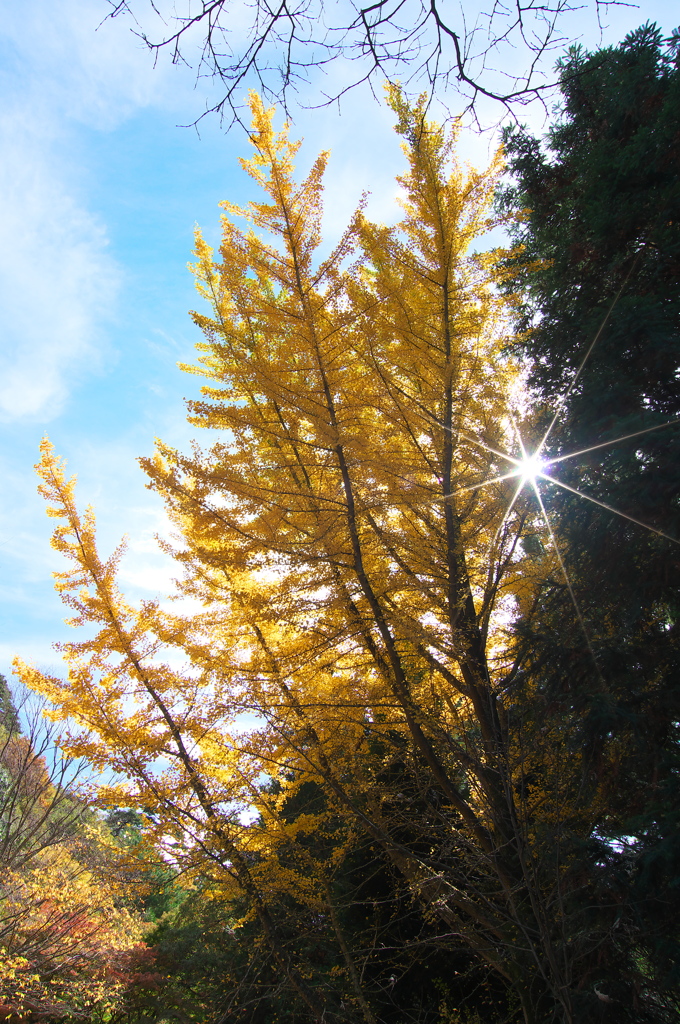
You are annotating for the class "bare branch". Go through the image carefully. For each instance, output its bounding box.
[105,0,618,125]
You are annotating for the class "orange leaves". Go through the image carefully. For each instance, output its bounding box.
[0,696,146,1021]
[0,849,146,1020]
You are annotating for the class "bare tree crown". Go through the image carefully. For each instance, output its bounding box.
[107,0,627,124]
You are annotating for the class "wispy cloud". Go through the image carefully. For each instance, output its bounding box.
[0,0,163,128]
[0,112,120,420]
[0,0,177,422]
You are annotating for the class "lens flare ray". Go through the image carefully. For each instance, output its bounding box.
[448,469,523,498]
[551,417,680,465]
[529,473,602,676]
[538,472,679,544]
[492,476,527,547]
[454,422,679,547]
[537,251,644,455]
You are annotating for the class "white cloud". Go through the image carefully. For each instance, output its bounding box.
[0,110,119,420]
[0,0,240,425]
[0,0,164,130]
[0,0,219,425]
[0,0,158,423]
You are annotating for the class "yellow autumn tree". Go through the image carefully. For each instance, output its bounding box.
[16,93,595,1024]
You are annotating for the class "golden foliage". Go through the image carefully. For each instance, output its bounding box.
[16,92,593,1021]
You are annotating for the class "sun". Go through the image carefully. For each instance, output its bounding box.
[517,451,549,484]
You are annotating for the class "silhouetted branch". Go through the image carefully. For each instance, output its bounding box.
[106,0,625,125]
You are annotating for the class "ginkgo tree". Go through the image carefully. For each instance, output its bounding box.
[17,91,617,1024]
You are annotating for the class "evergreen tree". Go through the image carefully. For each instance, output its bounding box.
[0,673,19,733]
[501,24,680,1015]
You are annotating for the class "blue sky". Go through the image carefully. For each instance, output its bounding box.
[0,0,675,682]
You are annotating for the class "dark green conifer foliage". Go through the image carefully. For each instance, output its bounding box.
[0,673,20,733]
[501,24,680,1014]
